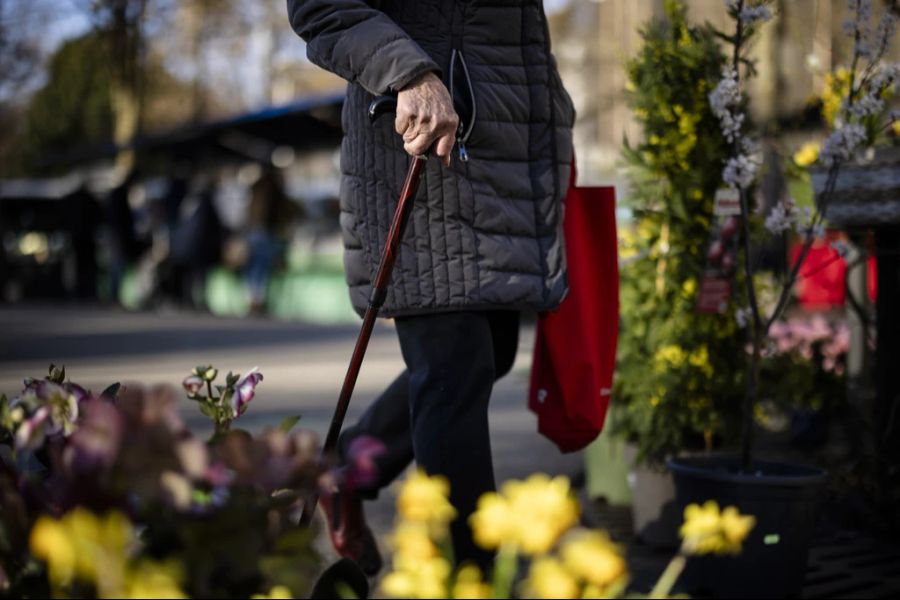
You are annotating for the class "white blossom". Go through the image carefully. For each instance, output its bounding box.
[872,10,898,57]
[735,306,752,329]
[870,62,900,93]
[723,154,759,190]
[819,123,868,166]
[764,199,799,234]
[847,93,885,118]
[739,4,773,25]
[830,240,850,257]
[793,206,825,238]
[710,68,745,143]
[843,0,874,46]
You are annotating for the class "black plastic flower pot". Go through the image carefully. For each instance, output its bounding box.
[667,455,827,599]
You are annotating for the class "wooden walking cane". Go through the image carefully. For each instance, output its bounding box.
[299,96,427,526]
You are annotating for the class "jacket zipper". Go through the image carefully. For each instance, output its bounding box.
[449,2,475,163]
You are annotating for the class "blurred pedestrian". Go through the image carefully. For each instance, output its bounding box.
[288,0,575,574]
[244,167,299,314]
[104,169,140,305]
[64,184,101,301]
[169,174,224,310]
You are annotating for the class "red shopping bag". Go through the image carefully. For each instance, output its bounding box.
[528,167,619,453]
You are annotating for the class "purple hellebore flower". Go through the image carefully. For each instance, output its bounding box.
[231,367,263,418]
[14,406,52,451]
[343,435,386,490]
[182,375,204,396]
[65,398,123,471]
[64,382,89,405]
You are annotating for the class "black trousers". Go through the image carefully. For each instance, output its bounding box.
[339,310,520,567]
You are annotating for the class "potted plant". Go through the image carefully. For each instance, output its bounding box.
[609,0,746,546]
[667,0,899,597]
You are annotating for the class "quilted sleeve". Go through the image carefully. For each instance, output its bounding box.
[287,0,441,95]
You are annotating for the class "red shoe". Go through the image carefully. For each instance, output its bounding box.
[319,484,383,576]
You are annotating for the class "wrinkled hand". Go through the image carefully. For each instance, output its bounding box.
[396,72,459,166]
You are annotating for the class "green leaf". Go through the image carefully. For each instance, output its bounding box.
[100,382,121,400]
[278,415,302,433]
[199,403,215,418]
[49,364,65,384]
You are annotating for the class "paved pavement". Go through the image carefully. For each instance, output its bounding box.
[0,303,584,566]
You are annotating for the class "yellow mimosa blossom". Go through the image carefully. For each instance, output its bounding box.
[522,557,580,599]
[682,278,697,298]
[680,500,755,555]
[396,469,456,527]
[654,344,686,370]
[560,530,627,589]
[821,67,852,126]
[468,492,514,550]
[124,560,187,599]
[452,564,491,599]
[501,474,579,555]
[251,585,294,599]
[793,142,820,167]
[688,346,714,377]
[893,120,900,135]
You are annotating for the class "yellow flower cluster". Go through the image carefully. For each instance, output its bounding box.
[521,530,627,599]
[679,500,756,555]
[381,470,462,599]
[30,508,186,598]
[396,469,457,532]
[653,344,714,377]
[793,142,820,167]
[820,67,852,126]
[470,473,578,555]
[251,585,294,599]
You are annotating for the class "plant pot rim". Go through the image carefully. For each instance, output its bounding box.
[667,454,827,487]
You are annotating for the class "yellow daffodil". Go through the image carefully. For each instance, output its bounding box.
[30,517,77,587]
[124,560,187,599]
[251,585,294,599]
[680,500,755,555]
[30,508,134,595]
[793,142,820,167]
[470,474,579,554]
[396,469,456,528]
[719,506,756,548]
[522,557,580,599]
[380,556,451,599]
[392,522,440,562]
[452,564,491,599]
[468,492,514,550]
[560,530,627,589]
[381,570,419,598]
[680,500,723,554]
[500,474,579,555]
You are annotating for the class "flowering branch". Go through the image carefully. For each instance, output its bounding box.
[711,0,898,469]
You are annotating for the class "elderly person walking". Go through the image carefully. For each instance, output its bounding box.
[287,0,575,574]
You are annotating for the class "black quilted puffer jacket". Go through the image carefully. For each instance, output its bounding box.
[287,0,575,317]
